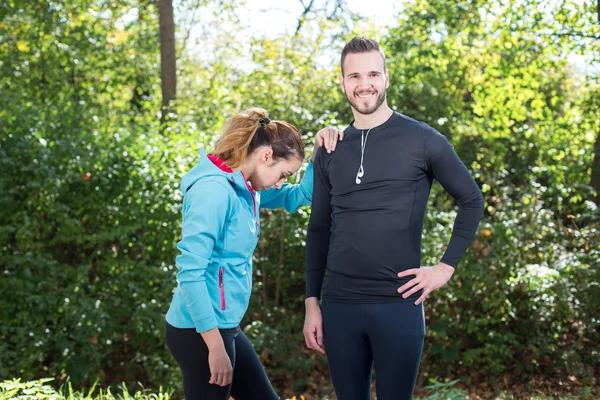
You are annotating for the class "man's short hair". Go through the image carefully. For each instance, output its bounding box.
[340,36,386,75]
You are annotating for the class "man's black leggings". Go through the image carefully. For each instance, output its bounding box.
[322,300,425,400]
[165,322,279,400]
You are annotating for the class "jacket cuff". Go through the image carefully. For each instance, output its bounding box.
[194,314,219,333]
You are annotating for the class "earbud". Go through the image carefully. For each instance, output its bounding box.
[355,127,372,185]
[356,166,364,184]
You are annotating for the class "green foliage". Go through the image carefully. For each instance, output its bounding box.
[0,0,182,388]
[415,379,467,400]
[0,378,171,399]
[1,378,592,400]
[1,0,598,396]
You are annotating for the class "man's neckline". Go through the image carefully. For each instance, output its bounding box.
[348,110,397,134]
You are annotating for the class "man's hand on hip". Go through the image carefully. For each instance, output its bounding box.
[397,262,455,305]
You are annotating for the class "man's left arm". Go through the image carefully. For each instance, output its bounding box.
[398,125,485,304]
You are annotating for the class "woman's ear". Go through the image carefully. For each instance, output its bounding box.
[261,147,274,164]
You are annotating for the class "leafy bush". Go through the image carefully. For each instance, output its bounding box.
[1,0,598,395]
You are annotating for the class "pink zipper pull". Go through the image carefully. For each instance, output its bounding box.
[219,268,225,310]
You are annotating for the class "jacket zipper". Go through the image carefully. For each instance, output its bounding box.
[219,267,226,311]
[240,172,257,219]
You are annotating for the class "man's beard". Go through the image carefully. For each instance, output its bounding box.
[345,88,386,115]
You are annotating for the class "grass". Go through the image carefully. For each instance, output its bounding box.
[0,378,171,400]
[1,378,595,400]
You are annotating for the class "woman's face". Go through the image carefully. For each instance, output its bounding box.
[250,148,302,191]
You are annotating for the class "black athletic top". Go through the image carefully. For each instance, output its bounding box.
[305,111,484,302]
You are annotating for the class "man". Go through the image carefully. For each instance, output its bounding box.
[303,37,484,400]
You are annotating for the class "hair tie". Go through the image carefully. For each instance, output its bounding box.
[259,117,271,128]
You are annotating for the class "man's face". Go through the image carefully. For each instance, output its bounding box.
[339,51,389,115]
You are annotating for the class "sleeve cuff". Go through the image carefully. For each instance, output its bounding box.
[440,257,458,269]
[299,161,314,201]
[194,314,219,333]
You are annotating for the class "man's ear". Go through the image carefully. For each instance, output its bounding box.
[385,69,390,89]
[338,74,345,93]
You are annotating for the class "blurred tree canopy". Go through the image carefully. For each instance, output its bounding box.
[0,0,598,397]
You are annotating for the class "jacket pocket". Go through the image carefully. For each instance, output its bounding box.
[219,267,226,311]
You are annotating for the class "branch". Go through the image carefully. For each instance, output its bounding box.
[552,32,600,40]
[328,0,347,20]
[294,0,349,36]
[259,6,297,17]
[295,0,315,36]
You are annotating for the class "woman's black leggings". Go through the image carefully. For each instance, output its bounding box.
[322,300,425,400]
[165,322,279,400]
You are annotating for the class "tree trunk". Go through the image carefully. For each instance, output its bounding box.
[158,0,176,125]
[274,210,286,306]
[259,221,267,308]
[591,131,600,204]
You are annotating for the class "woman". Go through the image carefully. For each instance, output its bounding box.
[165,108,341,400]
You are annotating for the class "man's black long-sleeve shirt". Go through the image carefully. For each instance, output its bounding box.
[306,111,484,302]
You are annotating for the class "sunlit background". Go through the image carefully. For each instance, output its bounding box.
[1,0,599,399]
